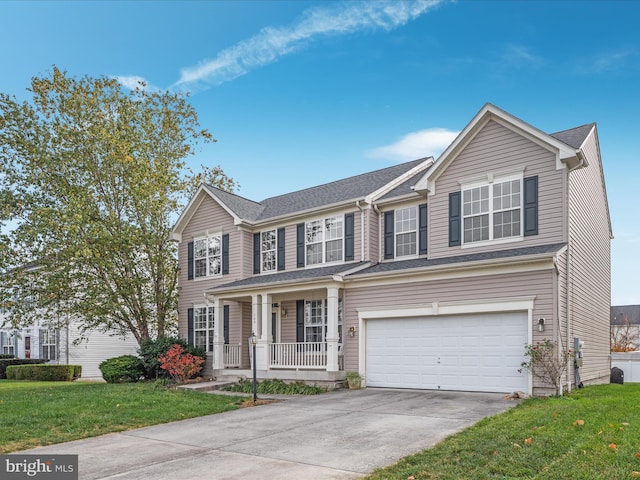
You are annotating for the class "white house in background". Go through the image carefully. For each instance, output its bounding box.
[0,315,139,379]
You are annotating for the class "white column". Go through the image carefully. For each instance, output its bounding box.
[255,293,272,370]
[252,294,261,338]
[212,297,224,371]
[326,286,340,372]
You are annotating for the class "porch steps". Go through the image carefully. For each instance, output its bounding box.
[177,375,245,393]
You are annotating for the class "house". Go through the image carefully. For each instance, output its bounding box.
[0,316,139,379]
[611,305,640,351]
[171,103,612,395]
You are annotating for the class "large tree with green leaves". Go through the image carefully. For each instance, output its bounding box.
[0,67,235,344]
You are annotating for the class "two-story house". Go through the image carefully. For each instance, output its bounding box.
[171,104,612,395]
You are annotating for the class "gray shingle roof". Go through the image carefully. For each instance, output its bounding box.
[611,305,640,326]
[349,243,567,277]
[550,123,595,149]
[206,158,428,222]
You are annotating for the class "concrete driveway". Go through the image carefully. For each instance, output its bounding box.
[23,388,517,479]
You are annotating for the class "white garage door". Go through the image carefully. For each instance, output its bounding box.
[366,312,528,393]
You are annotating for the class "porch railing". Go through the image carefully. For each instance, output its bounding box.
[269,342,343,370]
[224,344,242,368]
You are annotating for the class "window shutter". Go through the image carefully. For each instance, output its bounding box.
[296,223,305,268]
[54,330,60,361]
[223,305,229,345]
[344,213,354,261]
[14,334,18,355]
[523,175,539,236]
[296,300,305,342]
[187,241,194,280]
[449,192,461,247]
[39,329,44,359]
[384,211,394,259]
[222,234,230,275]
[253,233,261,274]
[277,228,286,271]
[419,203,428,255]
[187,308,194,346]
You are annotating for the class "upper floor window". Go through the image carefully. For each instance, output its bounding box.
[194,305,214,352]
[194,234,221,278]
[395,206,417,257]
[306,216,343,266]
[463,177,521,244]
[261,230,277,273]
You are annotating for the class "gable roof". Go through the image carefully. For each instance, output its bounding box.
[412,103,586,194]
[551,123,595,149]
[172,158,433,237]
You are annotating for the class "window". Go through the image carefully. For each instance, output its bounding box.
[40,329,57,361]
[194,234,221,278]
[463,177,521,244]
[194,305,214,352]
[305,216,343,266]
[0,332,15,356]
[261,230,277,273]
[304,299,343,343]
[395,206,417,257]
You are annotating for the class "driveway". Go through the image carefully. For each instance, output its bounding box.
[22,388,517,479]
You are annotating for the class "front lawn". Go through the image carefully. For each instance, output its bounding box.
[366,383,640,480]
[0,381,244,453]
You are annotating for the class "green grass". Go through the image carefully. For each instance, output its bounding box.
[0,380,244,453]
[366,384,640,480]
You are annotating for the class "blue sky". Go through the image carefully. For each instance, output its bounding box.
[1,0,638,305]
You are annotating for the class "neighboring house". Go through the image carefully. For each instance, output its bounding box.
[171,104,612,395]
[0,316,139,379]
[611,305,640,351]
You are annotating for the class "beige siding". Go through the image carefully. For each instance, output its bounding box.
[342,269,556,387]
[366,207,379,263]
[429,120,567,259]
[568,130,611,385]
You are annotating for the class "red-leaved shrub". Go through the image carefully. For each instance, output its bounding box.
[159,344,205,382]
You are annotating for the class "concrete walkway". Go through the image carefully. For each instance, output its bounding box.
[22,388,517,479]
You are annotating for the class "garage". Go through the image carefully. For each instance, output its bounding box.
[365,312,529,393]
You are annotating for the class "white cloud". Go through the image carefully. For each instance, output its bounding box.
[116,75,150,90]
[367,128,459,162]
[171,0,445,90]
[501,44,543,66]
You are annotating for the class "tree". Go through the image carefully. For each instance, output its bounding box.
[0,67,235,345]
[611,314,639,352]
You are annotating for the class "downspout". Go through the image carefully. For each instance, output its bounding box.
[373,204,382,263]
[355,201,365,262]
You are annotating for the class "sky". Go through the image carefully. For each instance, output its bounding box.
[1,0,638,305]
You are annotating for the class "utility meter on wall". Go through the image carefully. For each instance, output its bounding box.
[574,337,584,368]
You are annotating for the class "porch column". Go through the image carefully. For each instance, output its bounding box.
[212,297,224,370]
[255,293,272,370]
[252,294,261,338]
[326,286,340,372]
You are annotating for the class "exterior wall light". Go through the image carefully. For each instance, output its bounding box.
[348,326,356,337]
[538,318,545,332]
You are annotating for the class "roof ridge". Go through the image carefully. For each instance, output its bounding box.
[550,122,596,136]
[204,184,263,207]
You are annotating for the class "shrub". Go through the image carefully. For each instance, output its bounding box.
[224,378,327,395]
[159,344,205,383]
[0,359,45,379]
[519,339,574,396]
[0,353,15,359]
[139,336,206,379]
[6,364,82,381]
[99,355,144,383]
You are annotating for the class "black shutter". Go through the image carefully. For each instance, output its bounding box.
[523,175,539,236]
[296,300,305,342]
[187,308,194,346]
[222,234,229,275]
[253,233,261,274]
[277,228,286,271]
[449,192,461,247]
[296,223,305,268]
[384,211,394,259]
[187,241,194,280]
[344,213,354,261]
[419,203,428,255]
[223,305,229,345]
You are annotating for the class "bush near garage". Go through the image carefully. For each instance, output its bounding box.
[99,355,144,383]
[6,364,81,381]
